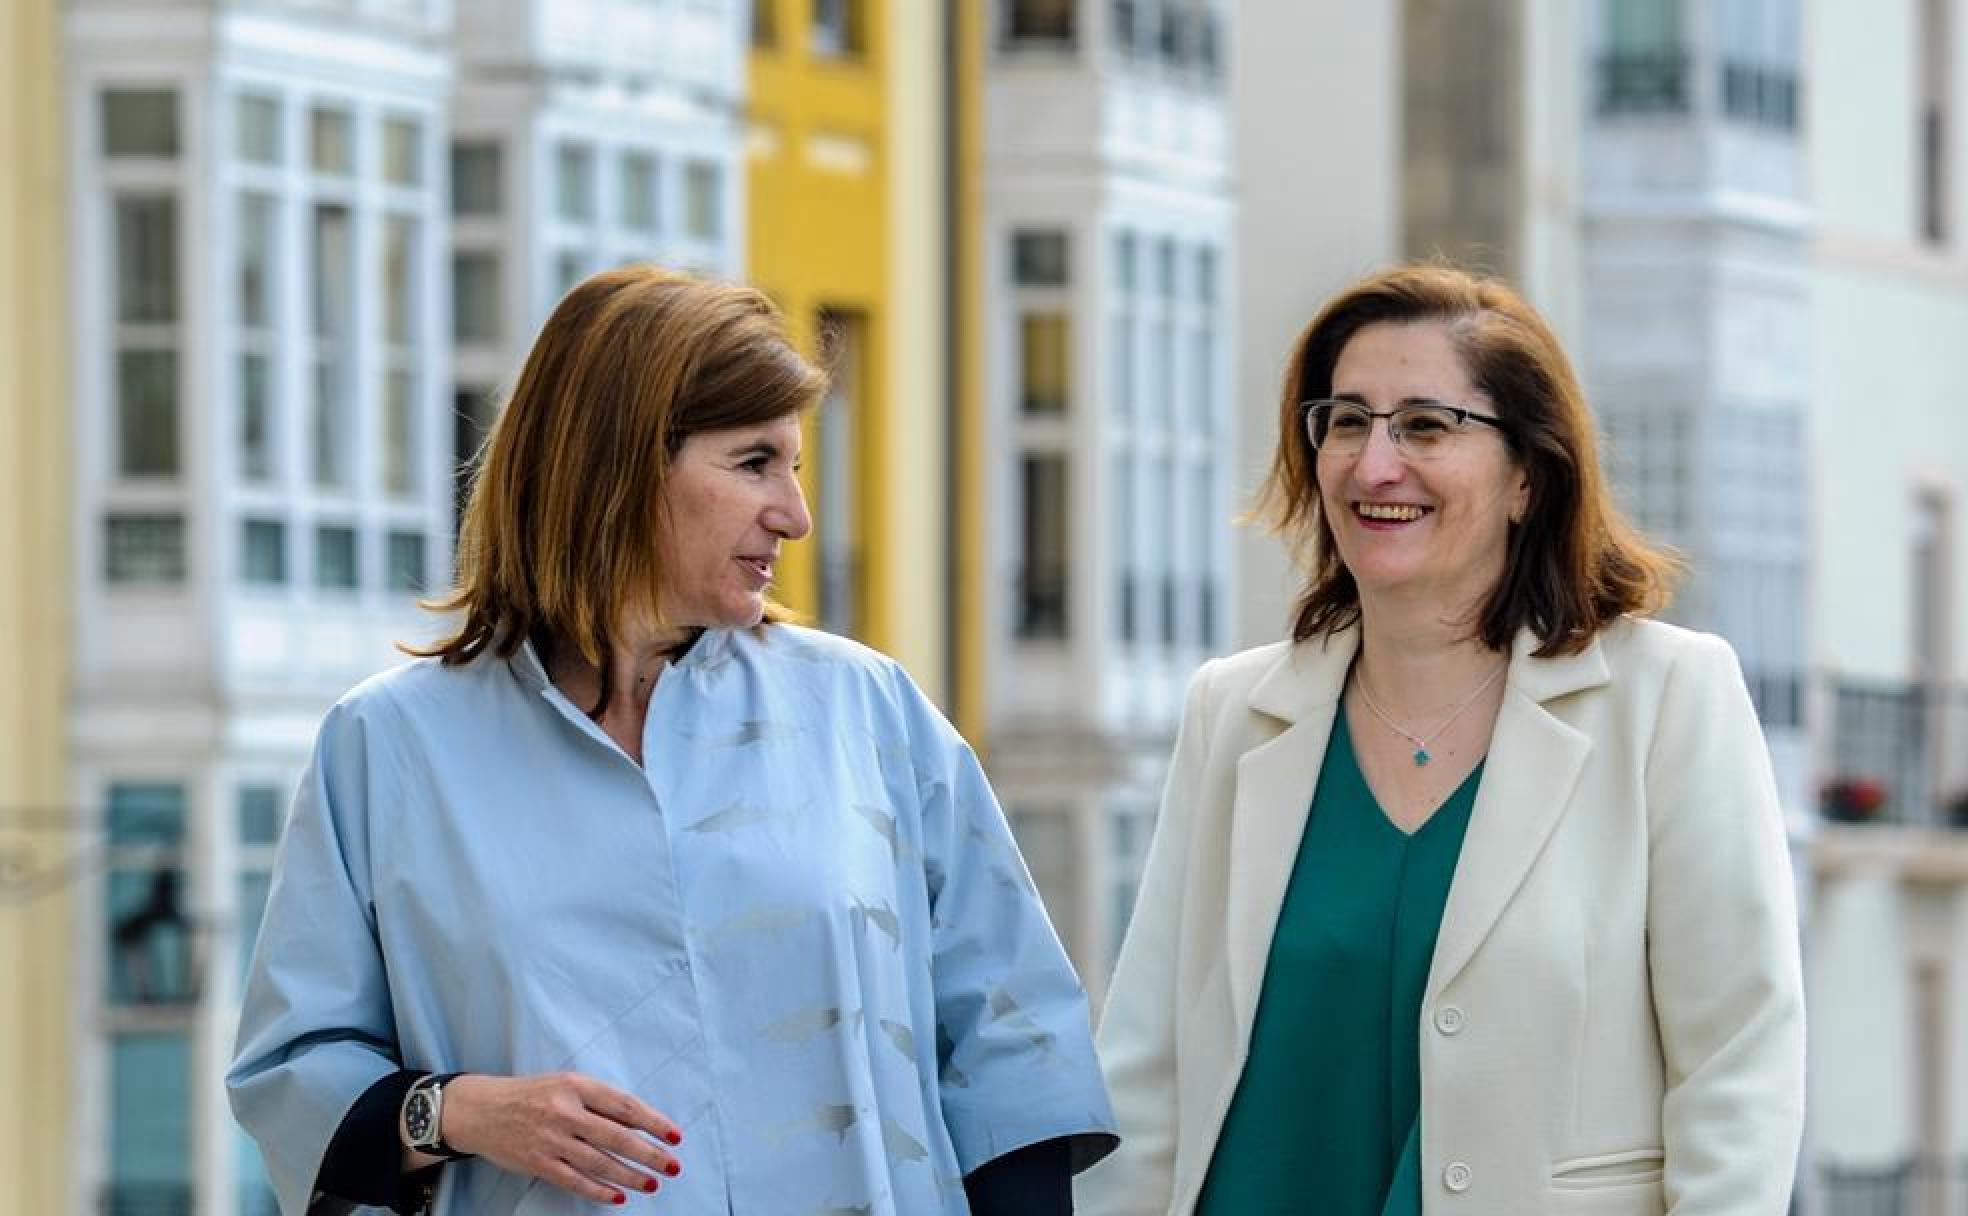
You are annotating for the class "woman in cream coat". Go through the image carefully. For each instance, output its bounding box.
[1078,266,1804,1215]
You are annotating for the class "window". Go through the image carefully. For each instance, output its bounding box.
[105,515,186,584]
[107,1032,193,1215]
[312,205,353,489]
[453,387,498,530]
[236,784,283,981]
[817,310,866,637]
[452,253,501,343]
[1192,463,1216,648]
[555,249,588,298]
[314,525,358,590]
[235,94,281,165]
[683,161,722,239]
[382,116,422,186]
[117,351,178,477]
[752,0,778,47]
[1920,0,1950,242]
[105,783,193,1005]
[1019,314,1070,415]
[1107,801,1151,964]
[382,215,419,345]
[621,151,660,231]
[383,370,417,497]
[237,194,276,330]
[386,531,427,593]
[1599,0,1688,114]
[1153,454,1176,644]
[309,106,353,175]
[241,519,285,585]
[102,89,179,158]
[812,0,866,57]
[117,195,178,325]
[1013,229,1070,286]
[1718,0,1799,130]
[451,142,502,216]
[1016,455,1070,639]
[1912,491,1951,677]
[1005,0,1076,45]
[1112,451,1137,641]
[556,142,596,223]
[240,354,273,481]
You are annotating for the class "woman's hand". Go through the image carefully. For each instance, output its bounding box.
[439,1072,685,1204]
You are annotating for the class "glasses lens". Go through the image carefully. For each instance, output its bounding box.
[1309,402,1371,451]
[1391,405,1460,453]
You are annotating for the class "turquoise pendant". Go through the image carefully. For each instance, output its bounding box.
[1413,748,1430,766]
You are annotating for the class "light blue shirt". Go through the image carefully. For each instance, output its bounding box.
[228,624,1116,1215]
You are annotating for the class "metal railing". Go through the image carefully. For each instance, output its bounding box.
[1822,678,1968,830]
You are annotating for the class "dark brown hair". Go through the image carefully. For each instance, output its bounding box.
[1254,264,1678,656]
[409,266,826,682]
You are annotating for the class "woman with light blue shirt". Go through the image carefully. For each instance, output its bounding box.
[228,266,1116,1215]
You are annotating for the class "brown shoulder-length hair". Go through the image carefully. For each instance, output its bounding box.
[1254,264,1678,657]
[408,266,827,677]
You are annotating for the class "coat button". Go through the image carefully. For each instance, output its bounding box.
[1434,1005,1465,1035]
[1444,1161,1473,1192]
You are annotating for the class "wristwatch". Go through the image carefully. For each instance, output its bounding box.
[399,1072,471,1160]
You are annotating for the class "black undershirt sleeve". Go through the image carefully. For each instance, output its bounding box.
[316,1069,443,1215]
[962,1135,1074,1216]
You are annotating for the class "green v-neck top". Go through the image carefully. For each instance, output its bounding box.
[1194,709,1483,1216]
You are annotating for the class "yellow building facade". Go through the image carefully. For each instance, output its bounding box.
[0,0,74,1206]
[747,0,955,702]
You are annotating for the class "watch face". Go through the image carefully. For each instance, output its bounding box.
[405,1091,436,1144]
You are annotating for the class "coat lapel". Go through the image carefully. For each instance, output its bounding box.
[1424,628,1608,1003]
[1225,630,1355,1035]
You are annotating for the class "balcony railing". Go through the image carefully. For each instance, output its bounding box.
[1822,677,1968,830]
[1597,48,1691,116]
[1819,1155,1968,1215]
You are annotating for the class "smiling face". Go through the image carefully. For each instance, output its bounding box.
[655,413,811,630]
[1317,319,1528,616]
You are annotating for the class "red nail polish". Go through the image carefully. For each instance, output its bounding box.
[664,1161,681,1177]
[643,1178,659,1193]
[611,1193,625,1206]
[665,1131,683,1146]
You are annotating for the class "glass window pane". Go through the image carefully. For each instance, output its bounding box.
[239,785,283,846]
[102,89,179,158]
[556,142,595,222]
[383,116,422,186]
[237,194,275,330]
[104,514,186,584]
[116,196,178,324]
[313,358,347,489]
[1195,244,1216,306]
[1008,0,1076,42]
[117,350,179,477]
[107,784,185,845]
[108,1032,192,1210]
[241,519,285,585]
[450,142,502,216]
[383,370,417,496]
[1017,454,1070,639]
[1155,237,1176,298]
[235,94,281,165]
[452,253,500,342]
[1019,313,1070,415]
[387,530,426,592]
[310,106,352,175]
[383,216,418,345]
[315,525,358,589]
[1113,230,1136,293]
[752,0,778,47]
[621,151,659,231]
[106,869,195,1005]
[811,0,864,56]
[683,161,722,239]
[240,353,273,481]
[1013,229,1070,286]
[312,204,351,339]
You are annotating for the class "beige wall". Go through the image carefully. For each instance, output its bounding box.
[0,0,73,1206]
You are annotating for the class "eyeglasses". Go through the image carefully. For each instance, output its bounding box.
[1301,399,1509,459]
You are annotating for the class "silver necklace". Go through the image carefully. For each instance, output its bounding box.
[1353,662,1507,767]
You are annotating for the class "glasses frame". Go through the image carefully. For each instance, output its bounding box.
[1300,398,1509,457]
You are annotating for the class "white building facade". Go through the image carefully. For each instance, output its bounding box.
[981,0,1237,1001]
[62,1,746,1212]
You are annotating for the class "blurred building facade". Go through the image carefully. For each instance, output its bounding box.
[745,0,954,693]
[2,0,75,1207]
[976,0,1237,1003]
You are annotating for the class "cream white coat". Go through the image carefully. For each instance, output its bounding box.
[1076,617,1805,1215]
